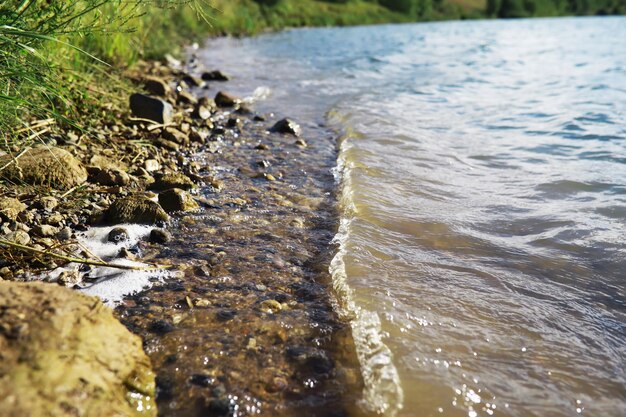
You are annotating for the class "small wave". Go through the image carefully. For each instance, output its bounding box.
[329,129,404,416]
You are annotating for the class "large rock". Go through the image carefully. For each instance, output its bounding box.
[104,196,169,225]
[129,93,173,124]
[0,147,87,190]
[158,188,200,212]
[0,282,156,417]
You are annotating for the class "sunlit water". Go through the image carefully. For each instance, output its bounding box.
[202,17,626,417]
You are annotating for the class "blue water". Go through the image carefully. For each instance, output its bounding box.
[202,17,626,417]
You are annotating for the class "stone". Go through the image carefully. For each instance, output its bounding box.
[177,90,197,106]
[4,230,30,246]
[144,76,170,97]
[108,227,130,243]
[56,227,72,241]
[192,104,211,120]
[0,282,156,417]
[45,213,64,226]
[144,159,160,172]
[270,118,301,136]
[34,196,58,211]
[214,91,238,107]
[150,172,194,191]
[104,196,169,225]
[162,128,189,145]
[201,70,230,81]
[181,74,203,87]
[57,270,81,287]
[96,168,130,186]
[158,188,200,212]
[0,198,26,222]
[31,224,59,238]
[129,93,173,124]
[149,229,170,244]
[260,299,282,314]
[154,138,180,152]
[0,147,87,190]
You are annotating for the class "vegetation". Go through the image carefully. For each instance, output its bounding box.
[0,0,624,147]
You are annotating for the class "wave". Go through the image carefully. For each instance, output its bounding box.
[329,116,404,416]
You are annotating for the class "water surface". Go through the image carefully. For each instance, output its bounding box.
[203,17,626,417]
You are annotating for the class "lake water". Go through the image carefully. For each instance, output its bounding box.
[202,17,626,417]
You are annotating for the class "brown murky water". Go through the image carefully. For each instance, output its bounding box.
[116,114,368,416]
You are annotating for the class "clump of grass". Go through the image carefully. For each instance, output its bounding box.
[0,1,212,150]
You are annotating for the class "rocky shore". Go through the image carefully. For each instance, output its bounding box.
[0,55,367,416]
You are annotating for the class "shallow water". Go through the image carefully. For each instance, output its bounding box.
[205,16,626,417]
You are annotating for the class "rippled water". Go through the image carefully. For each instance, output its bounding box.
[204,17,626,417]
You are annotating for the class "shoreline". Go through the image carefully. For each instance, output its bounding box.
[0,48,369,415]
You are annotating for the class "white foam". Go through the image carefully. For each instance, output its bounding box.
[329,135,404,416]
[42,225,170,307]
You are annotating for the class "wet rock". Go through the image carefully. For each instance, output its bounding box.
[150,172,195,191]
[149,228,170,244]
[260,299,282,314]
[0,282,156,417]
[0,198,26,222]
[189,374,215,387]
[216,309,237,321]
[148,319,174,335]
[108,227,130,243]
[270,118,302,136]
[4,230,30,246]
[214,91,238,107]
[129,93,173,124]
[0,147,87,190]
[34,196,58,211]
[158,188,199,213]
[144,76,170,97]
[104,196,169,225]
[95,168,130,186]
[295,138,308,148]
[31,224,59,238]
[201,70,230,81]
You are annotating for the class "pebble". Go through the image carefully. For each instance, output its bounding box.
[31,225,59,238]
[149,228,170,244]
[108,227,130,243]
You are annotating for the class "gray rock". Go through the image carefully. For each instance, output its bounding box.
[56,227,72,241]
[270,118,302,136]
[0,198,26,222]
[158,188,200,213]
[129,93,173,124]
[214,91,238,107]
[104,196,168,225]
